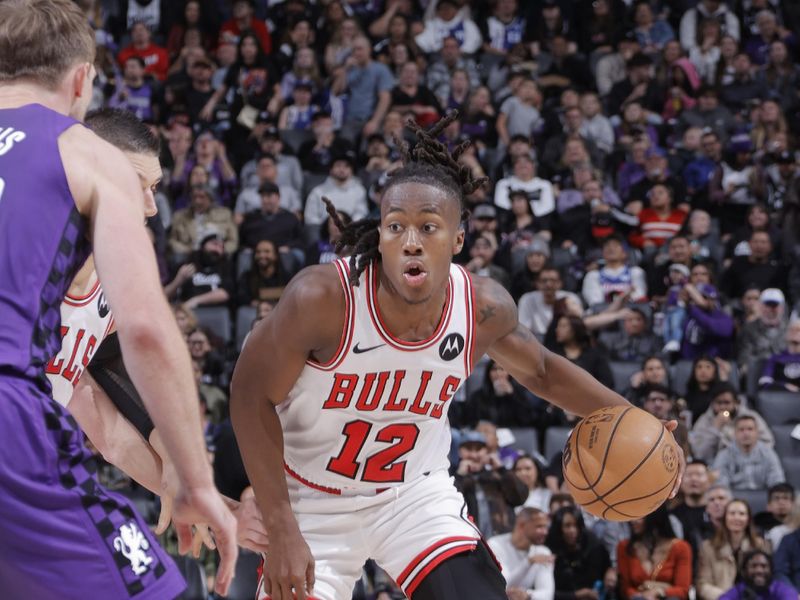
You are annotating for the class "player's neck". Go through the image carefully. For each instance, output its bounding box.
[0,84,73,115]
[375,267,448,343]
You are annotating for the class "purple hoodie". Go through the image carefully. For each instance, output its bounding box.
[681,301,735,359]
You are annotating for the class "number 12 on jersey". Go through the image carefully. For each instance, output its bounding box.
[327,420,420,483]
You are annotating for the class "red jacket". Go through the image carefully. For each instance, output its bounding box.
[617,538,692,600]
[219,18,272,55]
[629,208,687,249]
[117,43,169,81]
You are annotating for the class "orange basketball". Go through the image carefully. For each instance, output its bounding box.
[562,405,680,521]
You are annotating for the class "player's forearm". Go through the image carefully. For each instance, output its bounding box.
[230,382,297,535]
[117,315,213,489]
[527,350,630,418]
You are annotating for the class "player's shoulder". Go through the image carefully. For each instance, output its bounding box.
[275,262,347,321]
[470,273,517,339]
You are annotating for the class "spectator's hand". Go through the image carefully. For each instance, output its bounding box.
[465,256,486,272]
[715,357,731,381]
[630,371,644,388]
[199,100,216,122]
[362,119,380,137]
[233,488,270,553]
[787,384,800,393]
[508,588,529,600]
[456,459,479,475]
[176,263,197,284]
[714,410,732,430]
[529,553,555,565]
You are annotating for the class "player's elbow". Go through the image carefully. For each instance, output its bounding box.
[115,317,167,353]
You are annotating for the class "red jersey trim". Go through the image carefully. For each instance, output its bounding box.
[305,259,355,371]
[365,261,454,351]
[456,266,477,379]
[284,463,342,496]
[63,278,101,307]
[397,536,479,595]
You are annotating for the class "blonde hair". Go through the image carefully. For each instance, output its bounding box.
[0,0,95,88]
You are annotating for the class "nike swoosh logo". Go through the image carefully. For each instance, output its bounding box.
[352,342,385,354]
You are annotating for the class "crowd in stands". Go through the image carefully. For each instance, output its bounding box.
[77,0,800,597]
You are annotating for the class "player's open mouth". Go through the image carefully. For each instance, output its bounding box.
[402,263,428,287]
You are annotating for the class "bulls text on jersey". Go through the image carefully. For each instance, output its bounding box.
[45,325,98,389]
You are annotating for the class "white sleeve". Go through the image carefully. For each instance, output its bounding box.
[234,190,248,215]
[534,181,555,217]
[517,293,535,331]
[352,186,369,221]
[530,563,555,600]
[494,178,512,210]
[631,267,648,301]
[582,271,604,307]
[726,12,740,41]
[679,11,697,51]
[462,20,483,54]
[304,187,324,225]
[414,25,438,53]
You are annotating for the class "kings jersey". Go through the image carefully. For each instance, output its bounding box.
[279,259,476,493]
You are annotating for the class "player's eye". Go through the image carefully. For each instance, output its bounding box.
[422,223,438,233]
[387,223,403,233]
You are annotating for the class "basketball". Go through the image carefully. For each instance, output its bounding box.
[562,405,680,521]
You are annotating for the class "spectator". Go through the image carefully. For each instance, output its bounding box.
[117,21,169,82]
[756,41,800,111]
[720,53,763,114]
[712,414,785,490]
[641,384,691,454]
[677,86,736,144]
[187,327,226,388]
[684,356,726,423]
[279,46,322,102]
[183,55,216,125]
[482,0,527,57]
[617,505,692,600]
[494,155,555,222]
[297,111,354,176]
[595,34,642,98]
[684,130,724,212]
[684,210,722,266]
[488,507,556,600]
[165,233,234,309]
[773,511,800,590]
[514,456,553,514]
[607,53,665,115]
[454,431,528,537]
[165,0,213,60]
[628,355,671,401]
[663,263,692,354]
[537,35,594,97]
[169,184,238,260]
[759,320,800,392]
[219,0,271,55]
[721,231,784,300]
[719,549,797,600]
[670,459,715,568]
[170,130,238,209]
[689,19,724,84]
[500,188,552,251]
[679,0,741,52]
[426,36,481,105]
[414,0,482,55]
[744,11,794,67]
[753,483,795,542]
[109,56,155,121]
[464,229,511,290]
[234,154,302,223]
[236,239,293,305]
[689,383,774,464]
[459,359,543,429]
[277,81,319,131]
[496,78,544,147]
[331,35,394,140]
[697,498,768,600]
[582,234,648,306]
[460,86,499,149]
[680,283,735,360]
[389,61,442,127]
[632,1,676,56]
[546,506,613,600]
[510,239,551,302]
[173,303,198,339]
[629,184,688,250]
[578,92,614,156]
[238,182,304,251]
[737,288,789,369]
[518,267,582,340]
[601,307,660,364]
[307,211,351,266]
[552,314,614,391]
[304,152,368,236]
[324,17,363,74]
[628,149,688,216]
[240,125,303,194]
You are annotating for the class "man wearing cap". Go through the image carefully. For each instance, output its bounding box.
[298,112,354,175]
[164,233,235,310]
[234,154,302,224]
[241,126,303,194]
[721,231,784,300]
[304,151,368,241]
[582,234,648,306]
[169,184,239,262]
[185,55,216,125]
[239,182,304,251]
[738,289,789,369]
[627,147,688,215]
[680,282,735,360]
[759,320,800,392]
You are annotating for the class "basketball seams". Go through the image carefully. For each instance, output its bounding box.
[590,406,634,488]
[603,467,679,518]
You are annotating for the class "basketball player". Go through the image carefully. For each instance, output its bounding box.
[44,108,267,556]
[231,113,686,600]
[0,1,237,597]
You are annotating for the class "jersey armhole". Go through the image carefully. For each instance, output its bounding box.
[305,259,355,371]
[457,266,477,379]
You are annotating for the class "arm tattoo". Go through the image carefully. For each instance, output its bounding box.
[478,304,496,324]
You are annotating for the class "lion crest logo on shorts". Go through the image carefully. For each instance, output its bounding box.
[113,522,153,576]
[661,444,678,473]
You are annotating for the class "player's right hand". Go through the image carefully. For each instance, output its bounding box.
[263,527,315,600]
[171,485,239,597]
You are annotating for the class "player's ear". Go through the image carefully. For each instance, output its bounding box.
[72,62,92,99]
[452,227,465,255]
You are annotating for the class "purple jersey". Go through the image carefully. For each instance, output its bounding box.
[0,104,91,389]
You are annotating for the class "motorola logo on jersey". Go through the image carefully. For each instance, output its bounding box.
[438,333,464,361]
[97,292,110,318]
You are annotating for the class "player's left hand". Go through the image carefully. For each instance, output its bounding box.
[662,420,685,499]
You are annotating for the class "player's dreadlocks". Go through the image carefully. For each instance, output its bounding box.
[323,110,488,286]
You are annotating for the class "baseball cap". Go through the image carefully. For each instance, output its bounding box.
[199,231,224,248]
[261,123,280,138]
[760,288,785,305]
[669,263,690,277]
[526,237,551,258]
[472,204,497,220]
[333,149,358,169]
[458,431,487,447]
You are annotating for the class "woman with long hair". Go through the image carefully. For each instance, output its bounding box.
[714,35,739,87]
[689,18,722,85]
[617,505,692,600]
[459,360,543,429]
[697,499,769,600]
[324,17,363,74]
[628,356,671,401]
[513,455,552,513]
[757,41,800,110]
[546,506,613,600]
[551,315,614,391]
[685,356,722,422]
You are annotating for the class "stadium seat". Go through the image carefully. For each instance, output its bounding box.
[745,358,766,400]
[756,391,800,427]
[730,489,768,516]
[509,427,540,457]
[236,305,257,351]
[610,361,639,396]
[782,456,800,490]
[172,554,208,600]
[772,424,800,458]
[236,248,253,278]
[223,550,262,600]
[544,427,572,462]
[194,306,232,345]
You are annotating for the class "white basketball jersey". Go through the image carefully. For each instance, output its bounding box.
[279,259,477,494]
[45,276,114,407]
